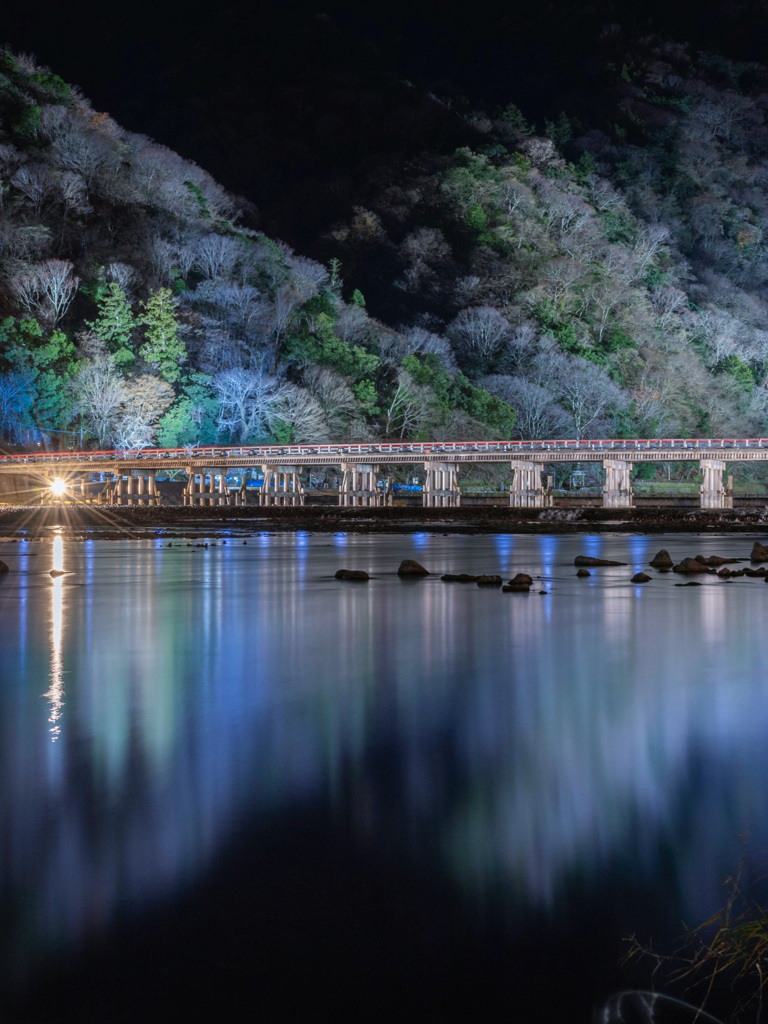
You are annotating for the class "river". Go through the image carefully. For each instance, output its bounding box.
[1,530,767,1022]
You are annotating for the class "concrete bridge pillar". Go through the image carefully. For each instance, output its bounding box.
[339,464,382,507]
[423,462,460,508]
[602,460,633,507]
[126,473,135,503]
[699,459,732,508]
[509,461,552,508]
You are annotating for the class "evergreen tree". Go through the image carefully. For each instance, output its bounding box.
[500,102,534,136]
[89,283,136,366]
[138,288,186,383]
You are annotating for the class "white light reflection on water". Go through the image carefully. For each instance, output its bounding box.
[44,534,65,742]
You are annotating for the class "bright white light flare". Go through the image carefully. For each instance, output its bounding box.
[50,478,67,496]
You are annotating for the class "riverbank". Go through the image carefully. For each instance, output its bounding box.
[1,503,768,537]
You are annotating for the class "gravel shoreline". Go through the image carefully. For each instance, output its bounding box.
[1,503,768,538]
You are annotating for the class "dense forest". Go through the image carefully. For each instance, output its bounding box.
[2,34,768,463]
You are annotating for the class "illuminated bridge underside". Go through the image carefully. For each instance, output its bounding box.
[0,440,762,508]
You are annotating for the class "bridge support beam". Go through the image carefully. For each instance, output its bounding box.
[259,465,304,507]
[509,461,552,508]
[339,464,382,507]
[423,463,460,508]
[699,459,732,509]
[602,460,633,507]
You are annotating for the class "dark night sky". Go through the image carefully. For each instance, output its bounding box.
[6,0,768,238]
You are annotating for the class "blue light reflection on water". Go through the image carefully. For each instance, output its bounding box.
[1,533,768,1002]
[493,534,514,574]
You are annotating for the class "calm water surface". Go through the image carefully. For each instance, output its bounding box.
[1,530,768,1021]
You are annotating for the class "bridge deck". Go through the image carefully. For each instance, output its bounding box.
[2,438,768,472]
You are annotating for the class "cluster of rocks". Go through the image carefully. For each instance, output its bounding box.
[335,542,768,591]
[335,560,541,592]
[571,541,768,585]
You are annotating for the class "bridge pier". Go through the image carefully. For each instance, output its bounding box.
[699,459,732,508]
[339,464,382,507]
[509,461,552,508]
[259,465,304,507]
[423,463,460,508]
[603,460,634,507]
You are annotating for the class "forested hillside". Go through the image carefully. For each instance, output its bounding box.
[1,38,768,456]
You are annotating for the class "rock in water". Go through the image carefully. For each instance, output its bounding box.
[649,549,673,569]
[673,557,710,574]
[335,569,369,581]
[476,575,502,587]
[751,541,768,562]
[49,569,66,578]
[574,556,627,567]
[0,560,8,574]
[397,559,429,576]
[441,573,478,582]
[631,572,651,583]
[675,581,702,587]
[508,573,533,585]
[699,554,741,566]
[576,568,591,577]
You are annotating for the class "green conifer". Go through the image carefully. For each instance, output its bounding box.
[139,288,186,383]
[89,282,136,365]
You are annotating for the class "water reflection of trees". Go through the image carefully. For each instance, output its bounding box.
[1,535,768,975]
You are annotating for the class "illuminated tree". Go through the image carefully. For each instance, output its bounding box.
[89,282,136,366]
[139,288,186,383]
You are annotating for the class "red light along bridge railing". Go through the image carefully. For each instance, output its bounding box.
[3,437,768,465]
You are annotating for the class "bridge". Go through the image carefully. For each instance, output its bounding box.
[1,437,767,508]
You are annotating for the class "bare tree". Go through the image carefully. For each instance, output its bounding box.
[212,365,287,441]
[506,321,539,365]
[303,366,358,437]
[483,374,568,439]
[12,260,79,325]
[276,385,329,442]
[194,234,243,282]
[287,256,329,300]
[532,347,625,438]
[383,371,431,437]
[447,306,511,359]
[113,412,154,451]
[11,165,57,215]
[651,286,689,330]
[69,356,126,446]
[194,282,270,338]
[630,224,670,282]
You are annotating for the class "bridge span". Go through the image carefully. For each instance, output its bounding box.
[1,438,767,508]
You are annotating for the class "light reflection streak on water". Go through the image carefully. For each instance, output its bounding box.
[493,534,513,575]
[44,535,64,742]
[629,535,648,571]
